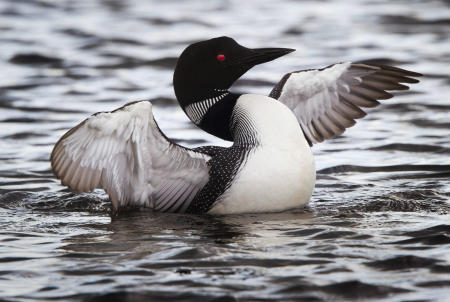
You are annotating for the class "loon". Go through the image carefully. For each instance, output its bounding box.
[50,36,421,215]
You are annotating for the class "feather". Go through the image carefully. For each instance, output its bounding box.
[50,101,211,213]
[270,62,421,144]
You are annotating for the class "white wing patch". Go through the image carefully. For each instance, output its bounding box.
[51,101,211,213]
[270,63,421,145]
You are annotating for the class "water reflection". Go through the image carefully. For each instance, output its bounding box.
[0,0,449,300]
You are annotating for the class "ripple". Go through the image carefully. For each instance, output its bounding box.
[283,228,325,237]
[365,255,441,271]
[0,256,35,263]
[368,143,450,153]
[415,280,450,288]
[319,280,410,299]
[311,231,357,240]
[0,191,109,213]
[390,234,450,245]
[0,0,448,300]
[95,55,178,70]
[402,224,450,237]
[9,53,63,66]
[317,164,450,174]
[83,292,237,302]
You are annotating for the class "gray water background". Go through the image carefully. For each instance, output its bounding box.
[0,0,449,301]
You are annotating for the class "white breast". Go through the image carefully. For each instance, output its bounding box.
[208,94,316,215]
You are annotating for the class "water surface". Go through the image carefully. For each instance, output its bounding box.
[0,0,449,301]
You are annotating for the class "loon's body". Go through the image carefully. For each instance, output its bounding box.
[50,37,421,215]
[206,95,314,214]
[179,94,315,214]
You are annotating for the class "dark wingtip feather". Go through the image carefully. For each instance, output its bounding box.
[374,64,423,78]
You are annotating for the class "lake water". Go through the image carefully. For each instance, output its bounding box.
[0,0,449,301]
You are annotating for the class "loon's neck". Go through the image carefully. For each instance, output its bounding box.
[182,88,231,125]
[197,91,240,142]
[176,85,241,141]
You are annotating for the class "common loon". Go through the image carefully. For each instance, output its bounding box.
[51,36,421,215]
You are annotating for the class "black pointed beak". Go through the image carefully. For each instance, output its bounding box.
[238,47,295,66]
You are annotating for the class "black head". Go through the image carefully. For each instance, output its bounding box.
[174,36,294,106]
[173,36,294,141]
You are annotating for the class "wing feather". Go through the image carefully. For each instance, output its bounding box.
[51,101,211,213]
[270,63,421,145]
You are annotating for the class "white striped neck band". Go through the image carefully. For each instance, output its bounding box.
[185,91,230,124]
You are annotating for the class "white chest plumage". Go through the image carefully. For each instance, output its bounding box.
[208,94,316,215]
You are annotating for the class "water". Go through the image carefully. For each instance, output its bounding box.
[0,0,449,301]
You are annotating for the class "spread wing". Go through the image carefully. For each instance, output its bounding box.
[269,62,422,145]
[50,101,210,213]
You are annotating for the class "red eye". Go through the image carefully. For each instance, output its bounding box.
[217,54,225,61]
